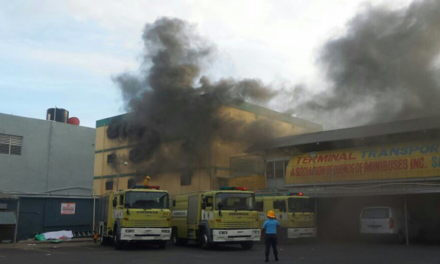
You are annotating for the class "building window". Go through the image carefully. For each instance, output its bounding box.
[274,161,285,179]
[181,172,192,186]
[0,133,23,156]
[266,162,274,179]
[127,178,136,189]
[266,160,289,180]
[107,153,116,164]
[105,181,113,191]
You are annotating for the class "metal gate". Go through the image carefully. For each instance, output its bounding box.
[18,197,94,240]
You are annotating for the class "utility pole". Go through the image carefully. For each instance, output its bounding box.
[309,152,317,191]
[115,155,128,191]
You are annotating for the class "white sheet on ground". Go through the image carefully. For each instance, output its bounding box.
[42,230,73,240]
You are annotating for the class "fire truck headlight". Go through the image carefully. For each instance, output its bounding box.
[252,230,260,234]
[219,231,228,235]
[125,230,134,233]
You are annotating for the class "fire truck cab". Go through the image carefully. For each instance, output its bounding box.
[256,192,317,239]
[171,187,261,249]
[98,186,172,250]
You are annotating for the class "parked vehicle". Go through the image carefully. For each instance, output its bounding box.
[98,185,172,249]
[256,192,316,240]
[171,186,260,250]
[359,206,422,242]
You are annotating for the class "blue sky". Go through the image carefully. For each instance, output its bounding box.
[0,0,411,128]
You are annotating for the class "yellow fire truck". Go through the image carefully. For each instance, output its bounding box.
[256,192,317,240]
[171,187,261,249]
[98,185,172,249]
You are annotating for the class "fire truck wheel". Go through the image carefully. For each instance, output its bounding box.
[200,229,212,250]
[113,227,122,250]
[100,227,108,245]
[241,241,254,250]
[172,229,187,246]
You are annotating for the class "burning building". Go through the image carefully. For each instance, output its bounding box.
[93,102,321,195]
[92,17,321,195]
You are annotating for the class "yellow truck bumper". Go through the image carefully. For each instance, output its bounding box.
[120,228,172,241]
[212,229,261,242]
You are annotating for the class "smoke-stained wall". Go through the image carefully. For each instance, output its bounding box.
[94,104,321,195]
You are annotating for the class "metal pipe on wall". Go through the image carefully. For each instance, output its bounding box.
[92,189,96,234]
[13,199,20,247]
[404,197,409,246]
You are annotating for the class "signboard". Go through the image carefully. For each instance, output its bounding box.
[61,203,76,215]
[285,141,440,185]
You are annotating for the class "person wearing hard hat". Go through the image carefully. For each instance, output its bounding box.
[262,210,280,262]
[143,176,151,186]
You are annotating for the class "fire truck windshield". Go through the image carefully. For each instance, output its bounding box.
[216,193,255,210]
[125,192,169,209]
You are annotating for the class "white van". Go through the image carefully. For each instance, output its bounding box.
[359,207,421,241]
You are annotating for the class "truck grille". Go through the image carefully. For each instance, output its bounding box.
[125,220,170,228]
[217,222,254,229]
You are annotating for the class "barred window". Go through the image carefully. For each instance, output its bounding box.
[106,181,114,191]
[127,178,136,189]
[107,153,116,164]
[0,134,23,156]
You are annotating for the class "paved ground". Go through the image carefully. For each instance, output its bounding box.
[1,240,439,264]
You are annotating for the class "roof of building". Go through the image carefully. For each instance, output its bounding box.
[247,115,440,152]
[0,191,18,200]
[95,101,322,130]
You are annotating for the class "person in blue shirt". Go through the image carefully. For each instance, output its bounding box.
[262,210,280,262]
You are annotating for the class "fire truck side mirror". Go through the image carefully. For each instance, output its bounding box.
[201,202,207,210]
[172,200,176,207]
[112,199,117,208]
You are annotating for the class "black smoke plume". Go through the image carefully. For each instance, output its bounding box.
[287,0,440,129]
[108,18,282,176]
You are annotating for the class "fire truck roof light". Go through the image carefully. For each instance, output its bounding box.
[220,186,236,190]
[286,192,304,196]
[132,185,160,190]
[219,186,246,191]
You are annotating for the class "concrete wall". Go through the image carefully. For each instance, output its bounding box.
[0,113,95,196]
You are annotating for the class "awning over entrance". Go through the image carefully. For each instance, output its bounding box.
[266,182,440,198]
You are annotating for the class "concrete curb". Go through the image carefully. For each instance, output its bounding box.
[0,238,95,249]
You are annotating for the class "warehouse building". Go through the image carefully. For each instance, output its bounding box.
[247,116,440,242]
[0,111,96,241]
[93,102,322,196]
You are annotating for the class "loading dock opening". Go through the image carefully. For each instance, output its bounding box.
[299,183,440,244]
